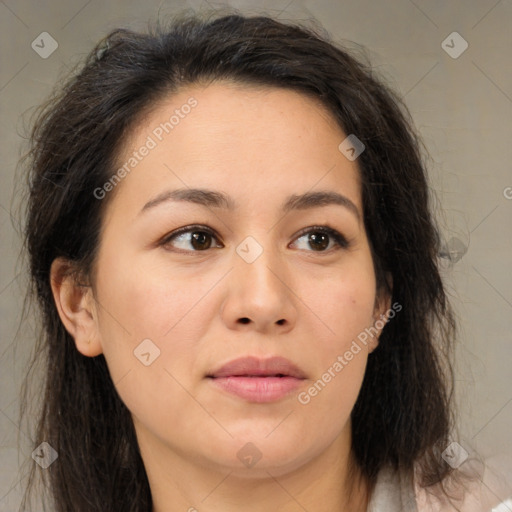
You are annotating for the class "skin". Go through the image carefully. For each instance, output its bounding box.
[51,82,391,511]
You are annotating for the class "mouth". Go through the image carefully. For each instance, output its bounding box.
[206,356,306,403]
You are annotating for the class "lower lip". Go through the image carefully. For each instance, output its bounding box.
[209,376,304,403]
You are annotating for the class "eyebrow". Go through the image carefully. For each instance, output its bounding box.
[140,188,360,220]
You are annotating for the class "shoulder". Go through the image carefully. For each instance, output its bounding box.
[368,456,512,512]
[413,455,512,512]
[367,465,418,511]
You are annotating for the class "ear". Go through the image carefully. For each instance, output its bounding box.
[50,257,103,357]
[369,272,393,353]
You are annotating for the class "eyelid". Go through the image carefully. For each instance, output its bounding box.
[159,224,222,247]
[159,224,351,252]
[291,225,350,250]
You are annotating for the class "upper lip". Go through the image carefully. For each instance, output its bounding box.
[207,356,307,379]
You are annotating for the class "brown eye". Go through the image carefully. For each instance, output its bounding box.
[161,226,223,252]
[188,231,213,250]
[308,232,330,251]
[292,226,349,252]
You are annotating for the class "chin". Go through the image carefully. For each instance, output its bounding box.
[195,430,323,479]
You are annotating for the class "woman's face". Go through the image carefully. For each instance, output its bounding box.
[81,83,390,477]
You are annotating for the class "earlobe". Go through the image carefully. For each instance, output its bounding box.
[369,274,393,353]
[50,257,103,357]
[368,308,389,354]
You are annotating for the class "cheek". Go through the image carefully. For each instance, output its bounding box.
[297,279,373,433]
[297,254,376,410]
[95,249,218,343]
[92,249,218,401]
[316,260,377,353]
[93,259,209,431]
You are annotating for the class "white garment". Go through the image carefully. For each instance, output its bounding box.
[367,457,512,512]
[367,466,418,511]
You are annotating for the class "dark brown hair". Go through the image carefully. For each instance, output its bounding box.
[18,10,456,511]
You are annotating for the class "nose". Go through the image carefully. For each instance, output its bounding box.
[220,244,298,334]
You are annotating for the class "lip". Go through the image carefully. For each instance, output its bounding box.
[207,356,307,403]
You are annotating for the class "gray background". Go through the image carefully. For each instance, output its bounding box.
[1,0,511,509]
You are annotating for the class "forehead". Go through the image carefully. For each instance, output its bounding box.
[107,81,362,218]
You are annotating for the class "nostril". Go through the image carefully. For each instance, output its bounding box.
[239,318,250,324]
[276,319,285,325]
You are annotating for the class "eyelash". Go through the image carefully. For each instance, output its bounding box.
[159,224,351,254]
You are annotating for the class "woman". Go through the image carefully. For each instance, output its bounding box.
[18,10,508,511]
